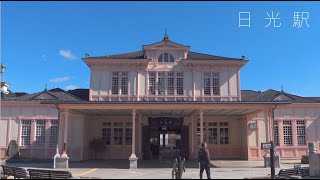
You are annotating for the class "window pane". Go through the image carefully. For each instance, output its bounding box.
[164,53,169,62]
[102,128,111,145]
[274,123,279,146]
[208,128,217,144]
[126,128,132,145]
[220,128,229,144]
[149,76,156,95]
[170,54,175,62]
[21,120,31,146]
[176,72,184,95]
[50,120,59,147]
[158,54,163,62]
[112,76,119,95]
[121,76,128,95]
[158,72,165,95]
[297,121,306,146]
[204,78,211,95]
[35,126,46,147]
[212,74,220,95]
[167,77,174,95]
[114,128,123,145]
[283,125,293,146]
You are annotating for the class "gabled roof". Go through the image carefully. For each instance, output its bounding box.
[241,89,319,103]
[85,51,146,59]
[84,35,243,61]
[306,97,320,102]
[241,90,261,101]
[186,51,243,61]
[142,39,190,49]
[84,50,243,61]
[68,89,89,101]
[1,88,83,102]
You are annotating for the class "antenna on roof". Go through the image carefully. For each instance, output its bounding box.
[281,84,284,92]
[45,83,48,91]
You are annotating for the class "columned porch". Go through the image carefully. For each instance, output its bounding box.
[48,101,289,168]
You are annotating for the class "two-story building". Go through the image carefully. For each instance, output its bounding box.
[1,35,320,168]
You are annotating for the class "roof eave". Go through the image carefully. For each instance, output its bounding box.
[181,59,248,67]
[82,58,150,67]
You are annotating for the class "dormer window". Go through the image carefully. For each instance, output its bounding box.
[158,53,174,63]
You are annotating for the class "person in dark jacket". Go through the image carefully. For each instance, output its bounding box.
[198,142,211,179]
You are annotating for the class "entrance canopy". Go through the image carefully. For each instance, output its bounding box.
[42,101,291,116]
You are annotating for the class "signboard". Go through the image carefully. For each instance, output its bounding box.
[162,126,167,130]
[261,142,272,150]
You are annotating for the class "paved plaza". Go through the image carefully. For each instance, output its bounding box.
[4,159,310,179]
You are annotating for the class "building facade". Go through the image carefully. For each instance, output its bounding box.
[1,35,320,165]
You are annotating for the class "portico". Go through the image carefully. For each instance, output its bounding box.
[46,101,289,168]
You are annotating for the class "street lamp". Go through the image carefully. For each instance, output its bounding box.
[1,63,6,74]
[270,105,278,179]
[1,63,9,94]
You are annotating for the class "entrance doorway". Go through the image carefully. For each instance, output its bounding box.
[142,117,189,160]
[159,132,181,160]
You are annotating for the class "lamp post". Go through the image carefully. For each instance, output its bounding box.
[1,63,6,74]
[1,63,9,94]
[270,105,278,179]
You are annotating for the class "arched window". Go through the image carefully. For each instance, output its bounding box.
[158,53,175,63]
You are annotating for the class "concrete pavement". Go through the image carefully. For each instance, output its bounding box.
[5,159,310,179]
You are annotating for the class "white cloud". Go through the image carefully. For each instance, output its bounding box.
[49,76,70,83]
[59,50,77,60]
[65,85,78,90]
[41,54,47,61]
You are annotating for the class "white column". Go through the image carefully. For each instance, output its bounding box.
[200,110,204,144]
[237,70,241,101]
[138,114,142,153]
[192,71,195,101]
[129,109,138,169]
[191,115,194,154]
[7,116,11,146]
[62,110,69,156]
[130,109,137,158]
[136,69,140,101]
[58,112,64,154]
[264,110,270,142]
[146,71,149,98]
[17,118,22,146]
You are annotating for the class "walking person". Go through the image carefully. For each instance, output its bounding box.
[198,142,211,179]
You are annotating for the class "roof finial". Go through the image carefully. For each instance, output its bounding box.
[45,83,48,91]
[281,84,284,92]
[163,28,169,41]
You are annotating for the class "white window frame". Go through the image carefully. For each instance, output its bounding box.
[158,53,175,63]
[202,72,220,96]
[176,72,184,96]
[167,72,174,95]
[50,120,59,147]
[35,120,46,147]
[283,120,293,146]
[21,120,31,146]
[102,122,112,145]
[297,120,306,146]
[111,72,128,95]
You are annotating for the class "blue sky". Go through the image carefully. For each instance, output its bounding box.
[1,2,320,97]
